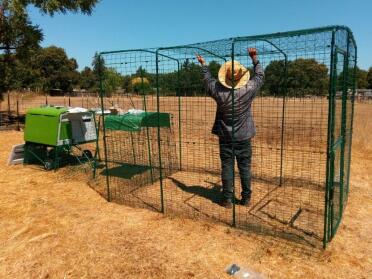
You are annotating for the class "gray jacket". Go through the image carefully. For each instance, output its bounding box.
[201,62,264,142]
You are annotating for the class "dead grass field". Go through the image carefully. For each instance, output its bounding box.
[0,100,371,278]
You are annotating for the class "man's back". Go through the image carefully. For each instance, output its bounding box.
[201,62,264,141]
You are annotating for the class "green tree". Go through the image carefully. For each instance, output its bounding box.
[32,46,79,92]
[0,2,42,95]
[122,75,132,93]
[24,0,98,15]
[103,68,123,96]
[179,59,203,96]
[264,58,328,96]
[0,0,98,98]
[157,60,220,96]
[367,67,372,89]
[355,67,368,89]
[92,52,106,79]
[80,66,97,91]
[208,60,221,79]
[10,53,40,89]
[262,60,286,96]
[92,54,124,95]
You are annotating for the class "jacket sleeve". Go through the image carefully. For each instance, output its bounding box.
[245,61,265,98]
[201,65,218,99]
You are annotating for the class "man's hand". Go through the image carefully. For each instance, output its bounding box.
[196,54,206,66]
[248,48,258,63]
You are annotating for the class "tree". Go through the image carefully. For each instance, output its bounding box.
[208,60,221,79]
[153,60,221,96]
[103,68,123,96]
[264,58,328,96]
[92,53,123,95]
[32,46,79,92]
[367,67,372,89]
[178,59,204,96]
[131,77,151,95]
[23,0,98,15]
[80,66,97,91]
[135,66,155,86]
[355,67,368,89]
[0,1,42,95]
[262,60,286,96]
[92,52,106,80]
[287,59,328,96]
[10,52,40,90]
[122,75,132,93]
[0,0,98,98]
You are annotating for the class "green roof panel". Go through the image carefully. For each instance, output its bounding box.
[26,106,68,117]
[105,112,171,132]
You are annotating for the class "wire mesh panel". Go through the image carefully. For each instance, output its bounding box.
[94,50,179,212]
[95,26,357,248]
[325,28,357,242]
[157,44,232,224]
[343,34,357,206]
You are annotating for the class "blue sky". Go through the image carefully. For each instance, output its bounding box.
[28,0,372,70]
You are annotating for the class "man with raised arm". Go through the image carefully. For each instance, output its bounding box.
[196,48,264,208]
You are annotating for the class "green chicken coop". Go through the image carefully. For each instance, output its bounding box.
[23,106,98,170]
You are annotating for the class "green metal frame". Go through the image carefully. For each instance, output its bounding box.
[323,27,357,248]
[97,25,357,248]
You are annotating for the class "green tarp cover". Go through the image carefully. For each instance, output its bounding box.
[105,112,171,131]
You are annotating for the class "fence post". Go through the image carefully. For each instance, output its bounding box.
[16,100,20,131]
[155,50,165,213]
[45,95,48,105]
[279,55,288,187]
[231,41,236,228]
[7,93,11,115]
[177,63,182,170]
[69,96,71,107]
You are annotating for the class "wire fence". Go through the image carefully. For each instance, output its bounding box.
[1,26,360,249]
[0,92,132,129]
[1,89,370,130]
[90,26,358,248]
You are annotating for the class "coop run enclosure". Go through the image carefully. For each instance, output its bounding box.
[93,26,356,248]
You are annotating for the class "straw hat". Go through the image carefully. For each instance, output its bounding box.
[218,61,250,89]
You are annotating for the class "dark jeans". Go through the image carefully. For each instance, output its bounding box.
[219,139,252,200]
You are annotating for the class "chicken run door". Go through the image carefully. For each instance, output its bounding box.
[327,49,348,241]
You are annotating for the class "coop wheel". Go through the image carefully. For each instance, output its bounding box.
[44,160,54,171]
[48,148,56,158]
[82,150,93,159]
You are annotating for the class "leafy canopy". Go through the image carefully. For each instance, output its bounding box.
[263,58,329,96]
[367,68,372,89]
[0,0,98,97]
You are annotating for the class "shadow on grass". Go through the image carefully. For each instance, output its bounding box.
[101,163,152,179]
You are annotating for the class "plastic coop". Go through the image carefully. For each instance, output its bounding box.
[24,106,98,170]
[93,26,357,248]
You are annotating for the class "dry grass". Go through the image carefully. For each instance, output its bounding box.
[0,102,371,278]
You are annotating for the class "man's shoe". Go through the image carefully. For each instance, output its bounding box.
[240,196,251,206]
[220,198,232,209]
